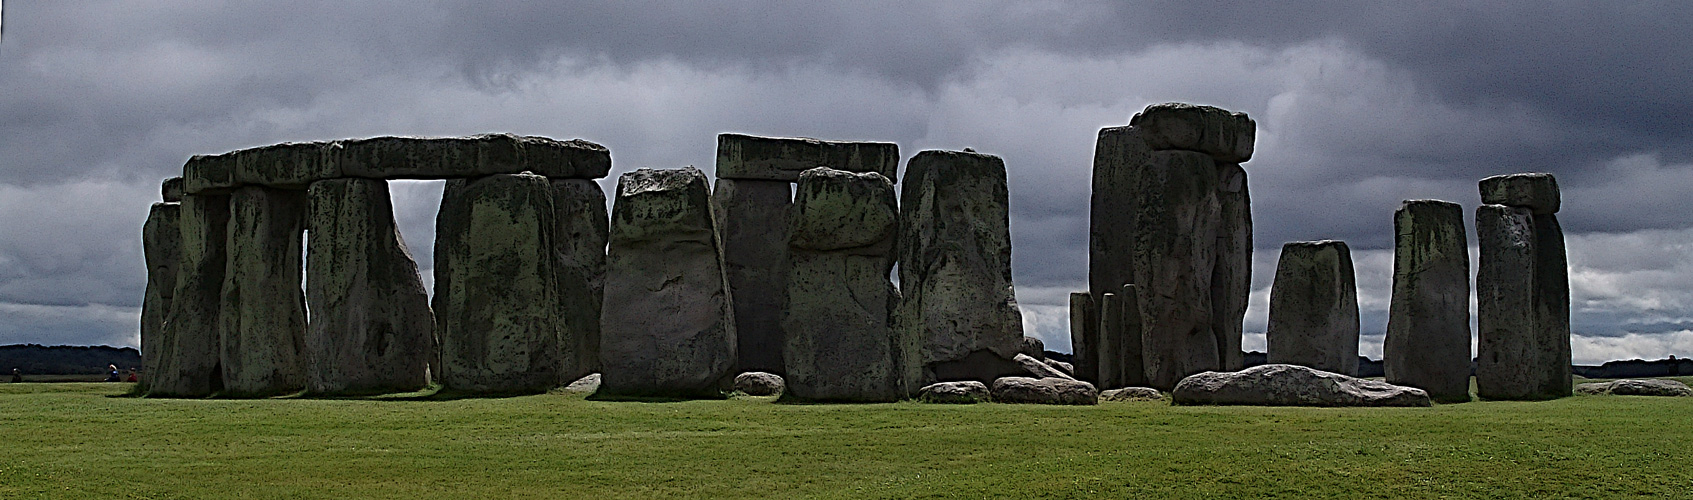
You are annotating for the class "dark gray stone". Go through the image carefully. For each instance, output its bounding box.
[1128,102,1256,163]
[1068,292,1098,383]
[1480,173,1559,214]
[1575,379,1692,397]
[711,178,791,375]
[139,202,181,393]
[161,177,184,203]
[599,167,737,398]
[1099,387,1164,401]
[220,187,308,397]
[1212,162,1251,372]
[781,168,910,401]
[1019,337,1045,360]
[1097,285,1146,389]
[1087,125,1151,356]
[551,179,609,382]
[230,141,337,189]
[1172,364,1431,407]
[1133,150,1223,390]
[183,153,237,195]
[1014,353,1074,380]
[1476,202,1572,400]
[1266,240,1360,376]
[149,193,228,397]
[304,178,433,394]
[918,381,990,404]
[335,134,610,181]
[898,150,1024,382]
[990,377,1099,405]
[1044,358,1074,376]
[1384,200,1472,403]
[733,372,785,396]
[715,133,899,182]
[434,173,562,394]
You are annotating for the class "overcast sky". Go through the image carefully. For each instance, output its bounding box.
[3,1,1690,365]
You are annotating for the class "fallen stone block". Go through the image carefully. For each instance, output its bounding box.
[1172,364,1431,407]
[733,372,785,396]
[1575,379,1692,397]
[1100,387,1165,402]
[918,381,990,404]
[990,376,1099,405]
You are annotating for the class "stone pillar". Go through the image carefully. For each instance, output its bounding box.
[1134,150,1223,389]
[1213,163,1251,371]
[304,178,433,394]
[433,173,562,394]
[781,167,909,401]
[551,178,609,382]
[1087,126,1150,385]
[599,167,737,398]
[220,186,308,396]
[1476,172,1570,399]
[1067,292,1098,383]
[149,191,229,397]
[1097,284,1145,389]
[898,149,1025,384]
[1384,200,1472,402]
[140,200,181,392]
[1266,240,1360,376]
[711,178,792,375]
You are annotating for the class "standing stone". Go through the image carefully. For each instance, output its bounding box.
[1068,292,1098,383]
[711,178,792,375]
[1088,126,1152,382]
[1097,284,1145,389]
[1532,214,1572,397]
[1134,150,1223,390]
[1212,163,1251,371]
[433,173,562,394]
[898,150,1025,383]
[304,178,433,394]
[149,192,229,397]
[781,167,910,401]
[220,187,308,397]
[599,167,737,398]
[1266,241,1360,376]
[139,202,181,392]
[1476,195,1571,400]
[1384,200,1472,402]
[551,178,609,381]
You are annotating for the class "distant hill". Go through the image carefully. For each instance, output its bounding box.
[1,344,142,376]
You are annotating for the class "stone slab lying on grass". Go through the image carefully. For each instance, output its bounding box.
[1100,387,1165,401]
[1575,379,1692,397]
[917,381,990,404]
[562,373,601,393]
[734,372,785,396]
[1171,364,1431,407]
[990,377,1099,405]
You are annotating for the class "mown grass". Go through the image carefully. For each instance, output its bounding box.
[1,381,1691,499]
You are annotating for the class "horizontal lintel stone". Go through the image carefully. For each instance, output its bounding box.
[715,133,899,182]
[183,134,610,194]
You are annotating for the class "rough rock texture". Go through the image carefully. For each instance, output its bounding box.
[1100,387,1165,401]
[219,187,308,397]
[139,202,181,392]
[1172,364,1431,407]
[1476,198,1572,400]
[551,179,609,381]
[1480,173,1560,215]
[733,372,785,396]
[183,134,611,194]
[1014,353,1074,381]
[182,153,238,194]
[898,150,1025,383]
[1097,285,1146,389]
[781,168,910,401]
[1575,379,1693,397]
[1087,126,1150,386]
[1020,337,1045,360]
[149,193,229,397]
[562,373,602,393]
[1212,163,1251,372]
[161,177,185,203]
[715,133,899,182]
[304,178,433,394]
[1128,102,1257,163]
[1068,292,1098,383]
[711,178,792,375]
[1134,150,1224,390]
[434,173,562,394]
[1266,240,1361,376]
[918,381,990,404]
[990,377,1100,405]
[599,167,737,398]
[1384,200,1472,402]
[1044,359,1074,376]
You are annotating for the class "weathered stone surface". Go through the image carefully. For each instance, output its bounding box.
[715,133,899,182]
[1134,150,1223,390]
[599,167,737,398]
[1129,102,1256,163]
[161,177,185,203]
[733,372,785,396]
[1533,213,1572,396]
[304,178,432,394]
[1575,379,1693,397]
[1384,200,1472,403]
[898,150,1024,381]
[1068,292,1098,383]
[1476,203,1572,400]
[990,376,1099,405]
[1100,387,1164,402]
[1480,173,1559,214]
[1172,364,1431,407]
[336,134,610,180]
[183,153,237,195]
[712,178,791,375]
[1014,353,1074,381]
[1087,125,1151,341]
[149,193,228,397]
[1267,240,1360,376]
[1212,163,1251,372]
[551,179,609,381]
[219,187,308,397]
[434,173,562,394]
[1019,337,1045,360]
[918,381,990,404]
[231,141,337,189]
[562,373,602,393]
[1043,359,1074,376]
[782,168,911,401]
[139,203,181,392]
[1097,285,1146,389]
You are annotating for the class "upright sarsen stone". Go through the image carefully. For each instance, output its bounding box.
[898,150,1025,383]
[1476,200,1571,400]
[551,179,610,381]
[140,202,181,392]
[781,168,910,401]
[711,178,792,375]
[1068,292,1098,383]
[1096,284,1145,389]
[434,173,562,394]
[150,193,229,397]
[1384,200,1472,402]
[1212,163,1251,371]
[305,178,433,394]
[1133,150,1223,390]
[220,187,308,396]
[1266,241,1360,376]
[599,167,737,398]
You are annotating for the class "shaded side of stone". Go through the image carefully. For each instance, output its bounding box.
[551,179,609,381]
[1384,200,1472,402]
[140,203,182,392]
[1068,292,1098,383]
[161,177,185,203]
[149,193,229,397]
[304,178,432,394]
[1533,214,1572,397]
[1132,150,1222,390]
[1266,240,1361,376]
[1087,126,1151,330]
[1480,172,1559,215]
[1212,162,1251,371]
[1128,102,1256,163]
[711,178,792,375]
[715,133,899,182]
[1476,204,1542,400]
[219,187,308,397]
[1098,284,1146,389]
[336,134,610,180]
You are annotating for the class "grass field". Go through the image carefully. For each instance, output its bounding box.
[1,379,1690,499]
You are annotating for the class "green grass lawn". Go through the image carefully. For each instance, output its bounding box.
[2,381,1690,499]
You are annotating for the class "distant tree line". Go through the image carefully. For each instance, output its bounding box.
[1,344,142,375]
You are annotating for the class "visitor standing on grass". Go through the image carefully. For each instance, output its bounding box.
[11,368,21,383]
[105,364,120,382]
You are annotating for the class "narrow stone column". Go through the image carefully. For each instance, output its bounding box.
[150,191,229,397]
[140,200,181,392]
[1068,292,1098,383]
[1097,284,1145,389]
[1476,172,1571,399]
[1266,240,1360,376]
[1212,163,1252,371]
[781,167,909,401]
[1384,200,1472,402]
[711,178,792,375]
[220,186,308,396]
[599,167,737,398]
[551,178,609,382]
[304,178,432,394]
[1134,150,1223,389]
[433,173,562,394]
